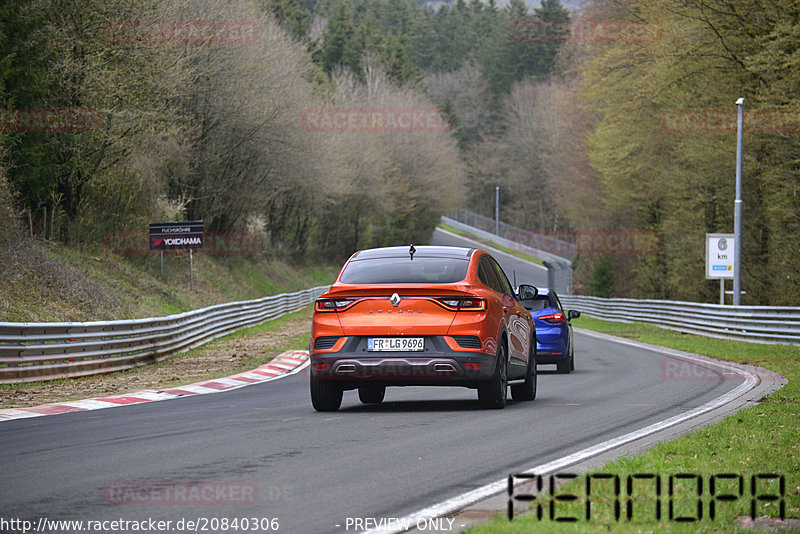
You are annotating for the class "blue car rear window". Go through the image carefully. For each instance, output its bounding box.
[340,257,470,284]
[521,296,551,311]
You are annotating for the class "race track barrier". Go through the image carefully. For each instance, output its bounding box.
[560,295,800,346]
[0,286,329,383]
[442,214,573,295]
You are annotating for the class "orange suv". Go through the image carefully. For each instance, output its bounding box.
[309,245,538,411]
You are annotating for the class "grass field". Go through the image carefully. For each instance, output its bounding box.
[469,316,799,533]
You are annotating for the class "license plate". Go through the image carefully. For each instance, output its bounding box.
[367,337,424,351]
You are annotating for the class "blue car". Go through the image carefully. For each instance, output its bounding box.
[519,288,580,374]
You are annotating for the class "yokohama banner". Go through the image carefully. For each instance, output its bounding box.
[149,221,204,250]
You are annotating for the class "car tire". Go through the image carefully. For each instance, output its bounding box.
[478,344,507,409]
[310,377,343,412]
[358,386,386,404]
[511,345,536,401]
[557,340,573,374]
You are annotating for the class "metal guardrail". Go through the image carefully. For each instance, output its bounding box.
[560,295,800,346]
[0,286,329,383]
[449,210,576,260]
[442,214,573,295]
[444,211,799,346]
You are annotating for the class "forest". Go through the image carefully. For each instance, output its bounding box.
[1,0,798,304]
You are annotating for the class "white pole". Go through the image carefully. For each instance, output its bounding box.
[495,186,499,236]
[190,248,194,291]
[734,98,744,305]
[720,278,724,305]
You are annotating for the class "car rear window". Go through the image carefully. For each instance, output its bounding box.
[521,295,551,311]
[339,257,470,284]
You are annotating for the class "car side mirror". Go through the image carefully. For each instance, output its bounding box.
[517,284,538,300]
[568,310,581,320]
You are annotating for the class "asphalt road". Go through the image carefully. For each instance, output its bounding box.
[0,230,746,534]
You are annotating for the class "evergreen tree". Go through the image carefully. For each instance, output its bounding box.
[531,0,569,75]
[482,0,569,95]
[0,0,65,216]
[320,1,362,73]
[377,32,417,82]
[408,9,437,71]
[262,0,312,39]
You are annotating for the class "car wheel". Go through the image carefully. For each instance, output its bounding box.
[570,346,575,372]
[511,345,536,401]
[478,344,507,409]
[556,354,572,374]
[310,377,343,412]
[358,385,386,404]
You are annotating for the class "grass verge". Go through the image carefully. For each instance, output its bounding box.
[0,237,339,322]
[469,316,799,533]
[438,223,545,266]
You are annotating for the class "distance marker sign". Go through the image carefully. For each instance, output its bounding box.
[149,221,204,250]
[705,233,734,279]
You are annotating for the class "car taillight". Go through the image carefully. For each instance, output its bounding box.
[538,312,565,324]
[433,297,487,311]
[314,298,357,312]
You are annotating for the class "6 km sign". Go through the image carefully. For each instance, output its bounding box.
[706,234,735,279]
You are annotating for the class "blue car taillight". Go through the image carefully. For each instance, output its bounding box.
[538,312,565,324]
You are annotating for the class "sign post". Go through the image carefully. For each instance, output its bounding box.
[733,97,745,305]
[495,186,499,236]
[706,233,735,305]
[149,221,204,290]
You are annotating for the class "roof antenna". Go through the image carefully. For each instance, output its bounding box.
[409,244,416,260]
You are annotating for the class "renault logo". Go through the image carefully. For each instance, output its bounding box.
[390,293,402,307]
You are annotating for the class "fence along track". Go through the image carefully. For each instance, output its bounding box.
[0,286,329,383]
[4,265,798,386]
[444,212,799,347]
[561,295,800,346]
